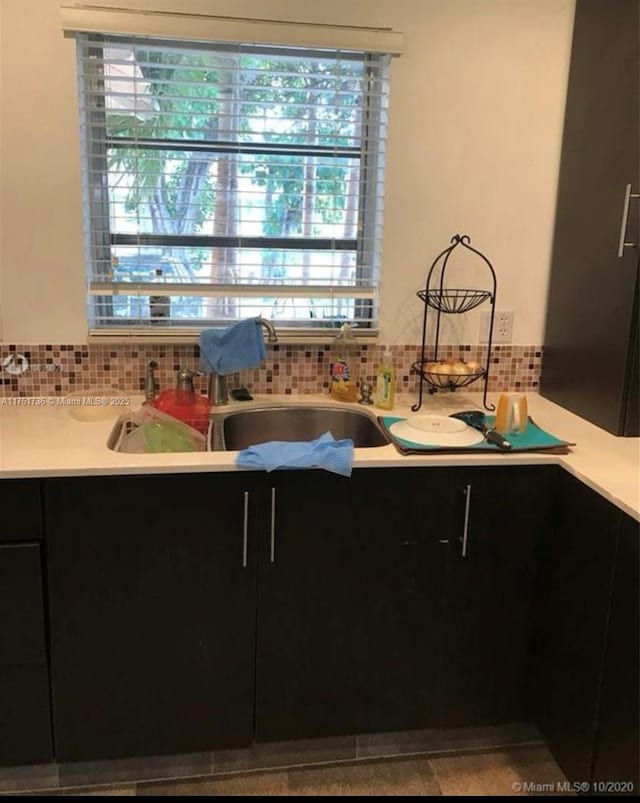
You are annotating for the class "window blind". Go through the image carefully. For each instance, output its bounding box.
[77,34,390,338]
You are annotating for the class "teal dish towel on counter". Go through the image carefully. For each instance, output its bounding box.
[236,432,354,477]
[379,415,573,455]
[199,318,266,375]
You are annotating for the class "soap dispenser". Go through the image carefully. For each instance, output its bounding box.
[375,350,396,410]
[330,353,357,402]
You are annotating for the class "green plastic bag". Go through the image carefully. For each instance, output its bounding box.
[119,405,207,453]
[141,418,202,452]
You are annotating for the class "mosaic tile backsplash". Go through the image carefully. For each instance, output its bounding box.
[0,343,543,398]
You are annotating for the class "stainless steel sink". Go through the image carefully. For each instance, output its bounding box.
[213,405,389,451]
[107,416,134,452]
[108,405,388,452]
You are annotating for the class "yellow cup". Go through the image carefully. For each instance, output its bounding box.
[495,393,528,435]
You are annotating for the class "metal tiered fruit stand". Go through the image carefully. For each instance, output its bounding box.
[412,234,497,412]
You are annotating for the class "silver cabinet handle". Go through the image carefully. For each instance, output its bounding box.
[461,484,471,558]
[242,491,249,568]
[270,487,276,563]
[617,183,640,258]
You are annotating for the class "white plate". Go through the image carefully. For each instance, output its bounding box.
[405,414,467,434]
[390,420,485,448]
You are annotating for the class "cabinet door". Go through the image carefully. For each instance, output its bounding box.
[592,512,640,791]
[0,543,53,766]
[0,543,48,665]
[254,468,451,742]
[254,470,363,742]
[46,473,262,761]
[357,468,451,735]
[529,471,620,784]
[540,0,639,435]
[440,467,552,727]
[0,480,42,543]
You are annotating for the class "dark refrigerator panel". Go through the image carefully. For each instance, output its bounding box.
[541,0,639,436]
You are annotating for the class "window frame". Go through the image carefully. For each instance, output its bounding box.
[79,35,388,340]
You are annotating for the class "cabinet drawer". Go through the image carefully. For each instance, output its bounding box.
[0,662,53,766]
[0,480,42,543]
[0,543,47,664]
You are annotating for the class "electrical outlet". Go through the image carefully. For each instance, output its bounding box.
[479,310,514,344]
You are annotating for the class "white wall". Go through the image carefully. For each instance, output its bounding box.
[0,0,575,344]
[0,0,4,341]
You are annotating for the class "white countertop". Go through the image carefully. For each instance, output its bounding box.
[0,391,638,520]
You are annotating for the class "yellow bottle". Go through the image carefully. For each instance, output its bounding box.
[375,350,396,410]
[330,356,357,402]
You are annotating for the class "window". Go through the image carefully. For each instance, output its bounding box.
[77,35,390,337]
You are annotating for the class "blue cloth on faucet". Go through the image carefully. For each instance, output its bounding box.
[236,431,354,477]
[199,319,266,375]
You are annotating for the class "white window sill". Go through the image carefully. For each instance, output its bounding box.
[88,328,379,347]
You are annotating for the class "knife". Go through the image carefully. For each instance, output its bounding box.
[450,410,513,450]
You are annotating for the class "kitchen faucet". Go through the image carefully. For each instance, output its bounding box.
[256,315,278,343]
[207,317,278,407]
[144,360,159,402]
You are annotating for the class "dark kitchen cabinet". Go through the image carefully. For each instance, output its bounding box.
[540,0,639,435]
[45,472,262,761]
[254,468,452,742]
[592,512,640,792]
[440,467,553,728]
[529,471,622,784]
[37,463,637,776]
[254,469,364,743]
[0,541,53,765]
[0,479,43,543]
[255,465,557,741]
[357,468,452,736]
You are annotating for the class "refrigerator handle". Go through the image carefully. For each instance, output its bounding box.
[617,183,640,258]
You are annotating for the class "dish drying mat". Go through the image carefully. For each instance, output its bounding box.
[379,415,574,455]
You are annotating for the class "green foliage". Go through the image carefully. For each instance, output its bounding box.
[106,48,224,235]
[105,45,363,279]
[236,54,362,238]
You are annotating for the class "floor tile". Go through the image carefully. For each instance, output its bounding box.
[213,736,357,773]
[0,763,58,794]
[429,747,568,796]
[357,723,542,760]
[0,764,58,794]
[0,738,565,796]
[287,756,442,796]
[137,770,288,796]
[57,751,212,788]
